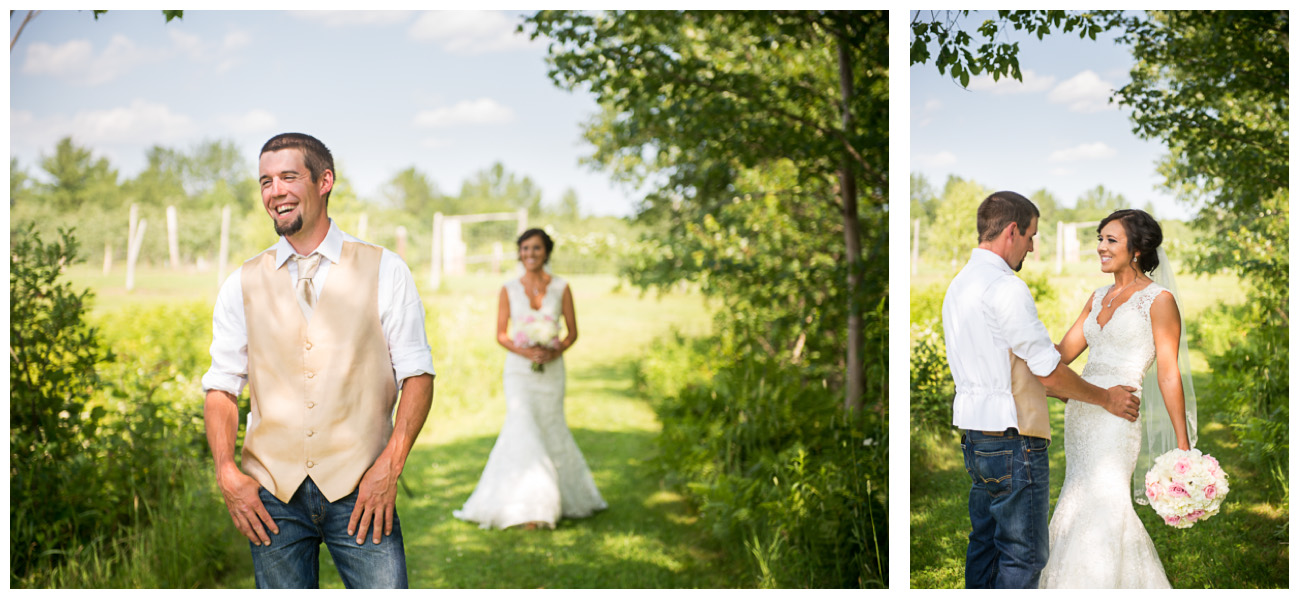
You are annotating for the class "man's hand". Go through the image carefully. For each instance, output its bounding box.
[217,465,278,545]
[1104,385,1141,422]
[348,453,399,544]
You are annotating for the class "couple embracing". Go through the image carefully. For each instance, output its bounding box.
[942,191,1196,588]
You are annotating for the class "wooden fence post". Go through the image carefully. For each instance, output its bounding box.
[166,205,180,269]
[430,212,443,291]
[126,205,147,293]
[218,205,231,287]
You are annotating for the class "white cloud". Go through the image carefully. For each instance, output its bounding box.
[22,35,156,86]
[289,11,416,28]
[415,98,515,128]
[923,99,942,112]
[168,28,205,59]
[1048,142,1116,163]
[913,151,957,169]
[420,137,452,149]
[1048,70,1116,113]
[11,100,197,147]
[408,11,532,54]
[967,69,1056,95]
[223,31,253,51]
[218,109,277,134]
[1049,167,1073,177]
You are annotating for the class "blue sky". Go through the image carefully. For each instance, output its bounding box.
[910,11,1194,221]
[9,10,638,216]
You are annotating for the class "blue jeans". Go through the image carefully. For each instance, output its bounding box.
[250,478,408,589]
[961,428,1050,589]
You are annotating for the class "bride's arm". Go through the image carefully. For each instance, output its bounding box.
[559,284,578,352]
[497,286,534,359]
[1055,292,1095,365]
[1150,291,1192,450]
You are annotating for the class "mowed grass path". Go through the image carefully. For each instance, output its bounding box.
[75,266,748,588]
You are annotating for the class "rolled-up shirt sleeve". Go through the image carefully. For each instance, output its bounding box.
[201,269,249,397]
[380,252,436,386]
[986,276,1061,377]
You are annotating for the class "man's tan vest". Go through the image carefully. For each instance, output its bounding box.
[1009,350,1050,440]
[240,242,396,503]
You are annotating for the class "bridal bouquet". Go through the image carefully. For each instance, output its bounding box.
[514,312,559,372]
[1143,448,1230,529]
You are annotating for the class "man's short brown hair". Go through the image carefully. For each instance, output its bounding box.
[261,133,334,203]
[977,191,1039,243]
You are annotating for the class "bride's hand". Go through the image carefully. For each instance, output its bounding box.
[537,347,561,364]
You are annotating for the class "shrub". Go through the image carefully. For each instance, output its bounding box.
[641,343,886,588]
[10,226,116,580]
[10,226,234,587]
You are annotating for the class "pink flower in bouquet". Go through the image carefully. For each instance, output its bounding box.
[1145,448,1230,528]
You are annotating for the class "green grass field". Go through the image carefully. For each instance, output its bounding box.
[908,257,1288,588]
[66,264,752,588]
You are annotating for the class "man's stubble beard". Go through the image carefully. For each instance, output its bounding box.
[274,214,304,237]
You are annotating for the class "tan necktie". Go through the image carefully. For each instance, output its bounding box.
[295,253,322,319]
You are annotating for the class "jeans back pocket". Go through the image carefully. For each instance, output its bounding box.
[967,447,1015,498]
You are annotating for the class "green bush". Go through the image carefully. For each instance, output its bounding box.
[10,226,233,587]
[641,343,886,588]
[10,226,117,580]
[1189,300,1288,498]
[910,320,954,432]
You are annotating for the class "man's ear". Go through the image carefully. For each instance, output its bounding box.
[318,169,334,196]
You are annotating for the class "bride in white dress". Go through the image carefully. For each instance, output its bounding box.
[1040,209,1194,588]
[453,229,607,529]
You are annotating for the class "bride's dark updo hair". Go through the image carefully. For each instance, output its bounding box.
[517,228,555,264]
[1098,209,1162,274]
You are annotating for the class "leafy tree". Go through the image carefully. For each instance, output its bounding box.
[924,176,988,267]
[553,187,582,221]
[523,10,886,412]
[910,10,1120,87]
[381,165,448,222]
[910,173,938,227]
[1071,184,1129,222]
[10,157,34,208]
[457,161,543,215]
[39,137,120,212]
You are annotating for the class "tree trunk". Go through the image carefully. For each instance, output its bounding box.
[838,31,864,413]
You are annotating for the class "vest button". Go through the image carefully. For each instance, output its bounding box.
[306,461,315,468]
[306,430,314,437]
[306,371,315,379]
[307,401,316,409]
[305,341,313,350]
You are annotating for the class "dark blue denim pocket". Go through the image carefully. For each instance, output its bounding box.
[968,446,1014,498]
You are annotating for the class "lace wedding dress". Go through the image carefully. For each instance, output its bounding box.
[453,275,607,529]
[1040,283,1172,588]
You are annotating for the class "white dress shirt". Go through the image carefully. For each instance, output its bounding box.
[201,219,435,396]
[942,248,1061,432]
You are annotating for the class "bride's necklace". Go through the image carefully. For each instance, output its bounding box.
[523,275,547,300]
[1104,275,1141,308]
